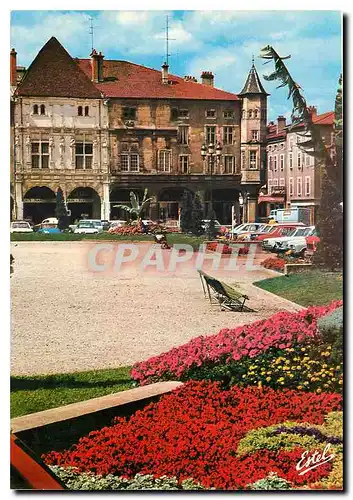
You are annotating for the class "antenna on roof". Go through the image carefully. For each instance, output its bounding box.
[164,15,175,66]
[89,16,95,52]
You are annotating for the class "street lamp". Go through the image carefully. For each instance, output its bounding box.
[201,141,223,210]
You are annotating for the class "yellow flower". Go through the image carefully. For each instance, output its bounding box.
[316,388,322,393]
[258,381,262,388]
[278,377,285,382]
[300,347,306,352]
[289,374,294,378]
[339,380,343,385]
[296,366,302,370]
[303,381,309,386]
[266,376,271,382]
[297,385,303,389]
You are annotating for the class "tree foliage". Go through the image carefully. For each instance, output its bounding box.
[55,187,70,230]
[114,189,152,221]
[191,192,204,236]
[180,190,193,233]
[259,46,343,270]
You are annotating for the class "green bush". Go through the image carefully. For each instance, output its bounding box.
[50,467,207,490]
[317,307,343,364]
[247,472,293,490]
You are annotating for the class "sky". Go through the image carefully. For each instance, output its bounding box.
[10,10,342,121]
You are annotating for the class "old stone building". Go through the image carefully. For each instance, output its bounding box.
[11,37,269,224]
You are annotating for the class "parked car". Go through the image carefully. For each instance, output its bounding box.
[236,224,275,241]
[37,223,62,234]
[10,221,33,233]
[74,221,99,234]
[232,223,264,236]
[70,219,104,233]
[268,226,316,252]
[41,217,58,225]
[257,224,305,245]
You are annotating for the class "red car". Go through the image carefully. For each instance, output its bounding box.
[253,224,304,242]
[305,235,320,256]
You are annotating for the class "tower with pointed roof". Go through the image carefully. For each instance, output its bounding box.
[239,59,269,221]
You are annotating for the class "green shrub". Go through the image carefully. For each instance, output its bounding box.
[317,307,343,364]
[50,467,207,490]
[247,472,293,490]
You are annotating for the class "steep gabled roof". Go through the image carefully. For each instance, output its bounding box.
[238,63,269,96]
[15,37,102,99]
[77,59,239,101]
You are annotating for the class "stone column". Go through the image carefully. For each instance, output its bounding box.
[101,182,110,220]
[15,181,23,220]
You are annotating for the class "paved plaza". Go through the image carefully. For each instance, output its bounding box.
[11,242,302,376]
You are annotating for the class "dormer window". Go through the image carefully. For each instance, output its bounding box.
[78,106,83,116]
[85,106,89,117]
[40,104,45,115]
[33,104,38,115]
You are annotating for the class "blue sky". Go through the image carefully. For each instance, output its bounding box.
[10,10,342,121]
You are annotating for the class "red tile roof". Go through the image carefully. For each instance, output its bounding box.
[312,111,335,125]
[77,59,239,101]
[16,37,102,99]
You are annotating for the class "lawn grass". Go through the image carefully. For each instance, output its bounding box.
[11,366,134,418]
[254,270,343,307]
[11,232,207,250]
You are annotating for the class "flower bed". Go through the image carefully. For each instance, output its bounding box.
[43,381,342,490]
[131,301,342,387]
[206,242,249,255]
[261,256,286,272]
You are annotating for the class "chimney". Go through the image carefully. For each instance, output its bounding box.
[97,51,104,82]
[90,49,104,83]
[162,62,169,85]
[184,75,197,82]
[277,115,286,133]
[10,48,17,86]
[307,105,317,118]
[201,71,214,87]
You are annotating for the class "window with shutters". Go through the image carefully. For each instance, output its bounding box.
[158,150,172,172]
[305,176,311,195]
[178,126,189,145]
[289,177,294,196]
[206,126,216,145]
[179,155,189,174]
[31,141,49,169]
[75,141,93,169]
[223,155,235,174]
[297,177,303,196]
[249,151,257,169]
[223,126,233,145]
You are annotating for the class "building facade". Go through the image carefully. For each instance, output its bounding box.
[262,108,334,223]
[11,37,269,224]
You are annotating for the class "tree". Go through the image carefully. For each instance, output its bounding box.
[205,205,217,240]
[259,46,343,270]
[55,187,70,230]
[180,189,193,233]
[114,189,152,221]
[191,192,204,236]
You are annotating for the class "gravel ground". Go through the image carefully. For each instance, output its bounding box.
[11,242,302,376]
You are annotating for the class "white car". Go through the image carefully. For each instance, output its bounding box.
[265,226,315,252]
[74,221,99,234]
[284,230,318,256]
[11,221,33,233]
[41,217,58,225]
[273,227,316,253]
[232,223,264,236]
